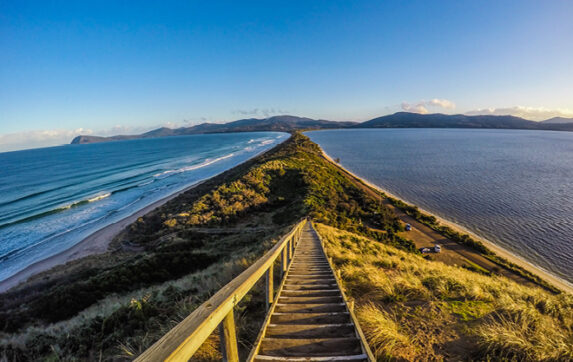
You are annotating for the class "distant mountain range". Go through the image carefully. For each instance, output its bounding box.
[71,116,357,144]
[357,112,573,131]
[71,113,573,144]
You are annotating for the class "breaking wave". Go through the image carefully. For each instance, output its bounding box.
[153,153,235,178]
[0,192,112,230]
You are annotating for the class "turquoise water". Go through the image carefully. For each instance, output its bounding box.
[307,129,573,286]
[0,132,288,281]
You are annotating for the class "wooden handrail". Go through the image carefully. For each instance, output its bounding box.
[136,219,307,362]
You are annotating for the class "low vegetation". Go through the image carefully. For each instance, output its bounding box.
[317,223,573,361]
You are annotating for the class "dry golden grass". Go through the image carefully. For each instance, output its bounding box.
[315,223,573,361]
[189,333,222,361]
[356,303,415,360]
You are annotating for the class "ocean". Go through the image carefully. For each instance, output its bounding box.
[307,128,573,287]
[0,132,288,282]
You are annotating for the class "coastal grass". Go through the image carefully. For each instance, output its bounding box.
[316,223,573,361]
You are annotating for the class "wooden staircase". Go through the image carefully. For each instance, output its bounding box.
[136,219,372,362]
[249,223,372,361]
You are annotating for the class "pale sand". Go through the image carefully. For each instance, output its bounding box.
[321,149,573,295]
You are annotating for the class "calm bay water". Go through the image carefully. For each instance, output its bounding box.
[0,132,288,281]
[307,129,573,286]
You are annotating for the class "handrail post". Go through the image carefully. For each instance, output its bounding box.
[219,310,239,362]
[287,238,292,263]
[265,265,274,310]
[281,247,287,276]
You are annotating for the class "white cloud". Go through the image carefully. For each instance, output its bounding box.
[401,102,428,114]
[97,125,150,136]
[158,117,217,129]
[465,106,573,121]
[232,108,289,118]
[0,125,156,153]
[401,98,456,114]
[429,98,456,109]
[0,128,94,152]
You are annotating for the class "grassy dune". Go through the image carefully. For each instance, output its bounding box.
[316,223,573,361]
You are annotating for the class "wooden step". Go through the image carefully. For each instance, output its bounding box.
[284,278,336,285]
[288,272,333,277]
[275,303,347,313]
[290,264,330,268]
[287,274,334,279]
[254,355,368,361]
[265,323,356,339]
[280,289,341,297]
[289,265,331,274]
[278,296,343,304]
[291,261,329,264]
[283,284,338,290]
[258,337,362,357]
[270,312,351,325]
[285,279,336,285]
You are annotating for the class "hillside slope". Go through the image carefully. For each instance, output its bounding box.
[317,224,573,361]
[542,116,573,124]
[357,112,573,131]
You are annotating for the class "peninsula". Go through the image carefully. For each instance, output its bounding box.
[1,133,571,361]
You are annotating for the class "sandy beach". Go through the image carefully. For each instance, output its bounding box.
[320,149,573,295]
[0,179,206,293]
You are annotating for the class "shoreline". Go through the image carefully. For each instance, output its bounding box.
[0,134,290,294]
[319,149,573,295]
[0,179,208,293]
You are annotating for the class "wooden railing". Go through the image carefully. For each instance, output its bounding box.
[135,219,307,362]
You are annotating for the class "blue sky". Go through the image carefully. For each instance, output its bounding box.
[1,1,572,151]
